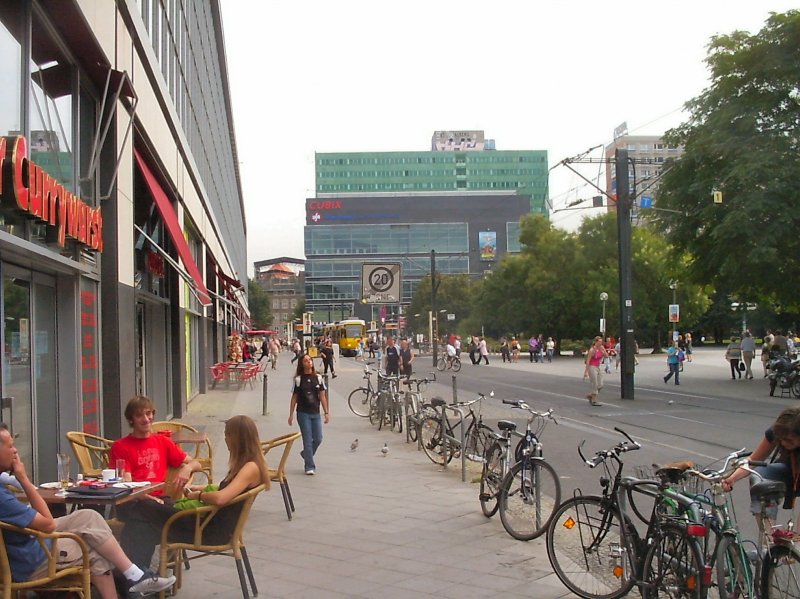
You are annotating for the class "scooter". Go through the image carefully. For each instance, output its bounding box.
[767,351,800,397]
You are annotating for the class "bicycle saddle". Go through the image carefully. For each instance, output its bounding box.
[497,420,517,432]
[750,480,786,502]
[430,397,446,408]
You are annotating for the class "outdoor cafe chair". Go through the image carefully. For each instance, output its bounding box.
[65,431,112,478]
[156,483,267,599]
[260,432,302,520]
[0,520,91,599]
[151,421,213,484]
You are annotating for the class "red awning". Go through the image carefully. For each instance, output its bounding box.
[134,150,212,306]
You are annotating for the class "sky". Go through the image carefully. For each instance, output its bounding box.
[219,1,797,276]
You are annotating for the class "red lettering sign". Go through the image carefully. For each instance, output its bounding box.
[81,312,96,327]
[308,200,342,210]
[0,136,103,252]
[81,355,97,369]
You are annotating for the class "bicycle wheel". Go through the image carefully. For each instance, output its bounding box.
[709,534,750,599]
[368,392,384,427]
[347,387,372,417]
[436,357,446,372]
[451,357,462,372]
[762,543,800,599]
[498,458,561,541]
[419,417,454,465]
[642,523,705,599]
[392,396,403,434]
[464,423,493,462]
[546,495,636,599]
[480,442,504,518]
[793,377,800,399]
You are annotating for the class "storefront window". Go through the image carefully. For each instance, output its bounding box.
[134,169,172,300]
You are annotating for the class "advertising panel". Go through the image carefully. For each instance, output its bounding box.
[479,231,497,261]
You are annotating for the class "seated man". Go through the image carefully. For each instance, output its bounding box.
[0,423,175,598]
[110,396,201,566]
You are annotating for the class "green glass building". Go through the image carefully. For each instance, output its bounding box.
[316,150,549,215]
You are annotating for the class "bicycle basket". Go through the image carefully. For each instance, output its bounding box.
[634,464,705,495]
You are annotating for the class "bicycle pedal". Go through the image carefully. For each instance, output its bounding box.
[479,493,493,501]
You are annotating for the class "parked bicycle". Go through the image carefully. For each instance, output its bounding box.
[369,372,403,433]
[401,373,437,444]
[491,400,560,541]
[546,427,708,599]
[347,362,379,417]
[419,392,493,466]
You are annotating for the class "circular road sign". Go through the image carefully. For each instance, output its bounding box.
[369,266,394,293]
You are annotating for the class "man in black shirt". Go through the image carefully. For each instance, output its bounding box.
[384,336,400,376]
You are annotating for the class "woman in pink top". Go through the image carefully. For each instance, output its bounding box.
[583,336,608,406]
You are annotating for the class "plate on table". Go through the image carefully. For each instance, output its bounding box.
[40,482,66,489]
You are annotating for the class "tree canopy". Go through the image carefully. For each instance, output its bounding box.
[656,10,800,312]
[247,278,272,329]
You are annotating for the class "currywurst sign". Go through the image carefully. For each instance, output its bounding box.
[0,136,103,251]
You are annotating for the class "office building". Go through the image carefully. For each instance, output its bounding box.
[304,194,529,322]
[0,1,245,480]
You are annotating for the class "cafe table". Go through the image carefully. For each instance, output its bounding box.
[26,481,164,509]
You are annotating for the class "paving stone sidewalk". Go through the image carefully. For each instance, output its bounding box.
[173,356,571,598]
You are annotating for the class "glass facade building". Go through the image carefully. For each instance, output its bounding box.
[316,150,549,215]
[304,195,530,321]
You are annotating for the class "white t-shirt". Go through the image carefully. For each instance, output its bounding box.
[446,344,456,357]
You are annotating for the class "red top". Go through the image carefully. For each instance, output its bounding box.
[109,433,187,495]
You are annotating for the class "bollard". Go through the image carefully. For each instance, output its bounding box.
[451,374,458,404]
[261,374,269,415]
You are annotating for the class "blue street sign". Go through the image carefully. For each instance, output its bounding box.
[640,196,653,208]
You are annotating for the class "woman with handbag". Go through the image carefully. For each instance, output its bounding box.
[725,337,743,380]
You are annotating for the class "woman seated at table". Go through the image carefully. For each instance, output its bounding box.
[118,415,270,567]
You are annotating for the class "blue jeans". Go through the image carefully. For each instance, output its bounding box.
[296,411,323,471]
[752,462,792,512]
[664,362,680,384]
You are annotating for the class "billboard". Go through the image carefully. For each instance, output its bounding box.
[479,231,497,261]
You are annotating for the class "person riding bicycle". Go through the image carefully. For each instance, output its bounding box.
[445,342,457,369]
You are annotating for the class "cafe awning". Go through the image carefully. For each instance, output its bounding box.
[134,150,211,306]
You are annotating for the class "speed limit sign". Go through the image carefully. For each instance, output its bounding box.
[361,263,402,304]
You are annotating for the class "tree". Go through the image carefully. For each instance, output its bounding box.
[656,10,800,313]
[247,278,272,329]
[406,274,473,338]
[291,298,305,323]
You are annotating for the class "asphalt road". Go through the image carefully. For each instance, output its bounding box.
[384,345,791,541]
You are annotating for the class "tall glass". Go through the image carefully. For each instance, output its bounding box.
[56,453,71,496]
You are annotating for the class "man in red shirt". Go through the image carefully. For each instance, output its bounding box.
[110,396,201,565]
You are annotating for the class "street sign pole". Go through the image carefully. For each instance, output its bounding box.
[616,149,635,400]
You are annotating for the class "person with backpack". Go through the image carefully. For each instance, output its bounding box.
[288,354,330,475]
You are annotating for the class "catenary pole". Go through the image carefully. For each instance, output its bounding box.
[616,148,635,399]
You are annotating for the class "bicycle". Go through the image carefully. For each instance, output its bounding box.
[494,400,560,541]
[436,355,462,372]
[663,451,800,599]
[546,427,708,599]
[419,392,493,466]
[369,372,403,433]
[347,362,379,417]
[401,374,437,444]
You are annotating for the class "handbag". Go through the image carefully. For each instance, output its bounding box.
[737,361,746,372]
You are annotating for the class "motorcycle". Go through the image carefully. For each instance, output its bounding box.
[767,351,800,397]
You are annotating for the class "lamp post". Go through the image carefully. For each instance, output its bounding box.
[599,292,608,337]
[669,281,678,341]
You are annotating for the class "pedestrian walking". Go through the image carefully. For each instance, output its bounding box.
[583,336,608,406]
[663,341,681,385]
[479,337,489,365]
[500,339,510,363]
[469,336,480,365]
[511,337,521,362]
[545,337,555,362]
[762,335,772,377]
[741,330,756,379]
[528,335,537,363]
[320,339,337,378]
[725,337,743,380]
[289,354,330,475]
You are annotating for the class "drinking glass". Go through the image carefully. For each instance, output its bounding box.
[116,458,126,481]
[56,453,71,496]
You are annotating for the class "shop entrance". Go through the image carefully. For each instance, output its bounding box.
[1,264,58,481]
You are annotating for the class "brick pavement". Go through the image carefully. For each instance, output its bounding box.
[173,355,573,598]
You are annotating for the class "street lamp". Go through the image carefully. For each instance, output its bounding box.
[599,292,608,337]
[669,281,678,340]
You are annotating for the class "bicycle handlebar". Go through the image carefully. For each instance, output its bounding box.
[501,399,558,424]
[578,427,641,468]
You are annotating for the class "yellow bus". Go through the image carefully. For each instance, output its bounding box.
[324,319,366,356]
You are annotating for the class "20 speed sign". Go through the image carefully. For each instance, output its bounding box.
[361,263,402,304]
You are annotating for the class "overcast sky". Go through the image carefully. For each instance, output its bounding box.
[220,1,796,275]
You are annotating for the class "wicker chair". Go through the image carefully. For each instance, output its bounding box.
[157,484,267,599]
[151,421,213,484]
[260,432,302,520]
[0,521,92,599]
[65,431,112,478]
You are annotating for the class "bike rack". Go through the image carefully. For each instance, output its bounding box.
[441,402,468,482]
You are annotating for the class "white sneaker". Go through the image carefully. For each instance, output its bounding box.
[305,469,315,475]
[128,569,176,596]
